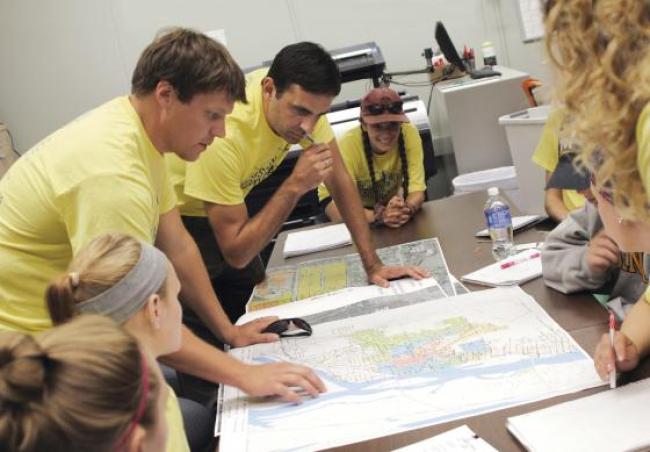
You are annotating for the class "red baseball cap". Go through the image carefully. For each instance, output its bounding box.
[360,87,409,125]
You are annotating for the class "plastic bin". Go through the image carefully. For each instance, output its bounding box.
[452,165,524,211]
[499,106,551,215]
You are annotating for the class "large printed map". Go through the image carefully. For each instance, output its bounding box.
[248,238,455,311]
[219,287,603,451]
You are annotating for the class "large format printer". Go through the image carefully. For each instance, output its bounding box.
[245,42,436,238]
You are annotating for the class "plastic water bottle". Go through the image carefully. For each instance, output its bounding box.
[484,186,514,260]
[481,41,497,66]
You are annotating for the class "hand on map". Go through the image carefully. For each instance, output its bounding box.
[594,330,639,380]
[367,263,430,288]
[382,195,411,228]
[241,362,327,404]
[227,316,281,347]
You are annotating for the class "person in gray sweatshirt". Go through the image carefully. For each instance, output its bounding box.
[542,200,648,319]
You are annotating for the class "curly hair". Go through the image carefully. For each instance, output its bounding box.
[545,0,650,219]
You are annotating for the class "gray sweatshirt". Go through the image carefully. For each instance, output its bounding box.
[541,202,647,310]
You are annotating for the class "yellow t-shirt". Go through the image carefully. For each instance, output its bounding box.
[166,385,190,452]
[318,123,426,209]
[635,103,650,304]
[532,109,585,212]
[166,68,335,216]
[0,97,176,332]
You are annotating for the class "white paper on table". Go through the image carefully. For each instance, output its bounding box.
[393,425,497,452]
[475,215,545,237]
[507,377,650,452]
[283,223,351,257]
[461,249,542,287]
[237,277,442,324]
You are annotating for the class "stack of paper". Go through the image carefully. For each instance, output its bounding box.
[475,215,545,237]
[461,248,542,287]
[507,377,650,452]
[283,223,352,258]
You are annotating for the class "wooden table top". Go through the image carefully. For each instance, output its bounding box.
[267,191,613,451]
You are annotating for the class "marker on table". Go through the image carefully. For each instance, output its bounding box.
[609,311,617,389]
[500,251,541,270]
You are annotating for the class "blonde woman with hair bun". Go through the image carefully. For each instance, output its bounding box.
[544,0,650,381]
[46,232,325,451]
[0,315,166,452]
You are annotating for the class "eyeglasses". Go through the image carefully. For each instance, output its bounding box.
[262,318,313,337]
[366,101,403,115]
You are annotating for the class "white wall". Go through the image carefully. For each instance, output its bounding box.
[0,0,550,152]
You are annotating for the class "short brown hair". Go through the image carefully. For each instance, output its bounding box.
[0,315,160,452]
[131,27,247,104]
[267,42,341,96]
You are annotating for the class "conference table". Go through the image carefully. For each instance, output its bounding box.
[265,190,644,451]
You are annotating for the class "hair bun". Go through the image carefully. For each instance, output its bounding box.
[0,333,46,405]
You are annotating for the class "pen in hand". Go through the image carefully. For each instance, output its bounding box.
[302,133,316,145]
[609,311,617,389]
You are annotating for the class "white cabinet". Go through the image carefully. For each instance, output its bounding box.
[431,66,530,175]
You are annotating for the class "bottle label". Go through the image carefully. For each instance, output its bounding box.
[484,56,497,66]
[485,205,511,229]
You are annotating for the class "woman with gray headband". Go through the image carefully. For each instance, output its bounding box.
[45,232,325,451]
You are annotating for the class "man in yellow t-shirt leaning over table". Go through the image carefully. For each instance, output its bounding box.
[0,28,328,450]
[166,42,428,326]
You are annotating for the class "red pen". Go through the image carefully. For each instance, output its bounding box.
[500,252,541,269]
[609,311,617,389]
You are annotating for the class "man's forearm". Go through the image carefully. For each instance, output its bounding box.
[219,180,303,267]
[326,171,381,271]
[544,183,569,222]
[325,201,374,223]
[160,326,248,386]
[168,233,234,342]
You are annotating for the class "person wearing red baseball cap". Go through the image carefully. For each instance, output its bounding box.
[319,87,426,227]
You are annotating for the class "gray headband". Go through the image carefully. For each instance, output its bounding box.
[76,242,168,323]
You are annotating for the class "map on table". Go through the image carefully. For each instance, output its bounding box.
[247,238,455,312]
[218,287,603,452]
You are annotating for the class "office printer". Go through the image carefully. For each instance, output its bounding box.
[259,42,386,86]
[329,42,385,86]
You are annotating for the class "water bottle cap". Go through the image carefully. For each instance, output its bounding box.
[487,186,499,196]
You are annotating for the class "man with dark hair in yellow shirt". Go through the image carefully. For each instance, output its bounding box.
[0,28,326,413]
[167,42,428,325]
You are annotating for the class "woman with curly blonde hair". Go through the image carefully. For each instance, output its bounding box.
[544,0,650,381]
